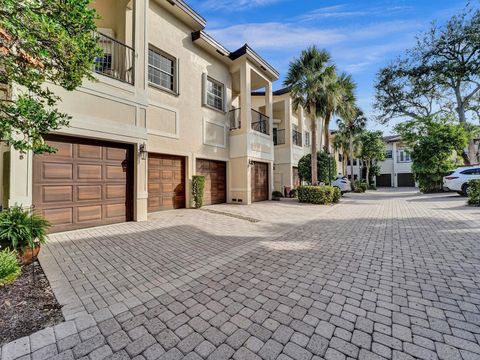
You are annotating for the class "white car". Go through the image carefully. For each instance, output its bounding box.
[443,166,480,196]
[332,176,352,193]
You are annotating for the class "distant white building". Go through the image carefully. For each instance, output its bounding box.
[346,135,415,187]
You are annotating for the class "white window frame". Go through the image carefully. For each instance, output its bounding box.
[148,46,178,94]
[304,131,310,147]
[397,149,411,163]
[202,73,227,113]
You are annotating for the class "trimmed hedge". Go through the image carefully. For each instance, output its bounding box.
[332,187,341,203]
[297,186,339,205]
[353,181,368,193]
[467,179,480,206]
[192,175,205,209]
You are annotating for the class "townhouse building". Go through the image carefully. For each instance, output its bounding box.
[253,89,343,193]
[346,135,415,187]
[0,0,278,232]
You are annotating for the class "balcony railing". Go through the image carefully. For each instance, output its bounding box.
[274,129,285,145]
[94,32,135,85]
[292,130,302,147]
[228,108,241,130]
[251,109,269,135]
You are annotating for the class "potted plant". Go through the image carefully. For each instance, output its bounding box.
[0,206,50,265]
[272,191,283,201]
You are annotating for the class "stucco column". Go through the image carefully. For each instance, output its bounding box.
[265,81,274,199]
[8,149,32,208]
[134,0,147,101]
[392,142,397,187]
[240,63,252,135]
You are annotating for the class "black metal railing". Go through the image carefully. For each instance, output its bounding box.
[228,108,241,130]
[274,129,285,145]
[94,32,135,85]
[251,109,269,135]
[292,130,302,147]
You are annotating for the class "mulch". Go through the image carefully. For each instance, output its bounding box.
[0,261,64,345]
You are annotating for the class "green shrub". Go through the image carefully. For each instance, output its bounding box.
[297,186,337,205]
[298,151,337,184]
[290,188,297,198]
[368,184,377,191]
[332,187,341,203]
[467,179,480,206]
[0,206,49,251]
[353,181,368,193]
[191,176,205,209]
[0,249,21,286]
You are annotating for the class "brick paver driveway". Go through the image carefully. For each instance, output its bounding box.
[2,189,480,360]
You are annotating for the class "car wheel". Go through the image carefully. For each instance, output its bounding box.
[461,183,469,197]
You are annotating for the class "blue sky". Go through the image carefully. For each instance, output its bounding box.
[188,0,467,134]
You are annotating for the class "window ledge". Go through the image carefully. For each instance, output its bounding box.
[203,104,226,114]
[148,82,179,97]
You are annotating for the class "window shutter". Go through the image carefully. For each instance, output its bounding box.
[202,73,208,106]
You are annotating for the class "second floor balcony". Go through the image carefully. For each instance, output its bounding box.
[94,31,135,85]
[292,130,302,147]
[228,108,270,136]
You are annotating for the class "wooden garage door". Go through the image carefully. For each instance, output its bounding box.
[376,174,392,187]
[398,173,415,187]
[148,154,185,212]
[196,159,226,205]
[33,135,133,233]
[251,162,269,202]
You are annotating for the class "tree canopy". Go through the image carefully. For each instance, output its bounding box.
[0,0,100,154]
[358,131,386,186]
[396,116,469,193]
[374,5,480,163]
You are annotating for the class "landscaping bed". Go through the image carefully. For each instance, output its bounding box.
[0,261,63,345]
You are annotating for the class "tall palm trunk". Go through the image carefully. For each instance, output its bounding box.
[349,134,354,182]
[366,160,370,186]
[342,148,347,175]
[324,112,331,152]
[310,106,318,185]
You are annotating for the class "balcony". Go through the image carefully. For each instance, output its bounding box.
[251,109,270,135]
[94,32,135,85]
[274,129,285,145]
[292,130,302,147]
[228,108,270,136]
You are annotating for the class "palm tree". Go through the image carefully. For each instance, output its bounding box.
[322,73,357,152]
[332,131,349,175]
[337,109,367,181]
[284,46,333,185]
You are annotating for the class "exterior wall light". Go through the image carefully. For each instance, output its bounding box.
[139,142,147,161]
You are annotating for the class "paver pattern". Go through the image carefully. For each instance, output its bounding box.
[2,189,480,360]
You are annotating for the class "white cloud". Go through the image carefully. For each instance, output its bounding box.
[201,0,284,11]
[209,22,346,50]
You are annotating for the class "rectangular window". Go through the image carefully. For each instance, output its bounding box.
[304,131,310,147]
[397,149,411,163]
[385,150,393,159]
[206,77,224,111]
[148,47,176,92]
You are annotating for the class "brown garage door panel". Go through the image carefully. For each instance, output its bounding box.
[251,162,269,202]
[398,173,415,187]
[148,154,186,212]
[196,159,227,205]
[33,135,133,233]
[376,174,392,187]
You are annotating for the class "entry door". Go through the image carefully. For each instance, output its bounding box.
[251,162,269,202]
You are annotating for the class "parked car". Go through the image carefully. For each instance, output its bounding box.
[443,166,480,196]
[332,176,352,193]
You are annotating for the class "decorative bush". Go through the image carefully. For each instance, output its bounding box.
[353,181,368,193]
[368,184,377,191]
[467,179,480,206]
[0,206,49,251]
[272,191,283,200]
[298,151,337,184]
[297,186,337,205]
[191,176,205,209]
[332,187,342,203]
[0,249,21,286]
